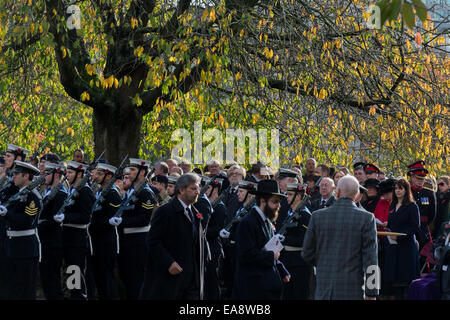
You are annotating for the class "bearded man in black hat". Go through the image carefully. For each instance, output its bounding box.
[232,179,290,300]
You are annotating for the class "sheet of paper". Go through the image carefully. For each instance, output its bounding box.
[264,235,284,251]
[387,236,397,245]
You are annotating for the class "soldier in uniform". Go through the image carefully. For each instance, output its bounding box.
[407,161,436,253]
[275,168,300,232]
[53,160,95,300]
[90,162,122,300]
[38,161,68,300]
[166,175,178,198]
[0,144,30,299]
[279,183,312,300]
[151,174,171,205]
[0,161,42,299]
[109,158,157,300]
[353,162,367,185]
[364,163,381,180]
[219,179,257,299]
[202,177,227,300]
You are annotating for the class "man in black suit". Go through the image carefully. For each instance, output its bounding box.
[143,173,206,300]
[232,180,290,300]
[223,165,245,223]
[308,177,336,212]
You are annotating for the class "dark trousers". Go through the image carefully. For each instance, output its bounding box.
[39,246,64,300]
[118,235,148,300]
[0,256,9,299]
[220,243,236,299]
[6,257,38,300]
[63,246,88,300]
[205,257,221,300]
[281,265,312,300]
[92,240,117,300]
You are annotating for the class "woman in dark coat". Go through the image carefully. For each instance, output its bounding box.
[383,178,420,299]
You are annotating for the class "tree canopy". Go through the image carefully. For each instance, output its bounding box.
[0,0,448,176]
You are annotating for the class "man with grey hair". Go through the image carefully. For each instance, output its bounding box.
[302,175,379,300]
[143,173,206,300]
[308,177,336,212]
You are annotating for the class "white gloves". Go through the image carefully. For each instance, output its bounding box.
[219,229,230,239]
[109,217,122,226]
[53,213,65,223]
[0,205,7,216]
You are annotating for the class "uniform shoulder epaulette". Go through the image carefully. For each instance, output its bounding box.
[423,187,435,193]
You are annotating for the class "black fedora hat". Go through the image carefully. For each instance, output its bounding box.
[378,178,395,195]
[364,178,380,189]
[250,179,286,197]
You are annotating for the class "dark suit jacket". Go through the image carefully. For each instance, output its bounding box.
[302,197,379,299]
[144,197,205,300]
[308,195,336,213]
[232,208,289,300]
[223,186,242,224]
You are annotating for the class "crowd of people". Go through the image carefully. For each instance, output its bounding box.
[0,143,448,300]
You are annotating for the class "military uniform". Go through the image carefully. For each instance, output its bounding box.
[90,162,122,300]
[0,145,30,299]
[39,185,67,300]
[407,161,437,248]
[280,206,312,300]
[279,183,313,300]
[117,158,157,300]
[60,161,95,300]
[0,160,42,300]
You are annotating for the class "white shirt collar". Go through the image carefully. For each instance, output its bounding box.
[251,174,260,182]
[177,197,192,211]
[254,205,270,224]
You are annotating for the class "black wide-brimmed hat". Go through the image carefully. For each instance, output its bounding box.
[249,179,286,197]
[364,178,380,189]
[378,178,395,195]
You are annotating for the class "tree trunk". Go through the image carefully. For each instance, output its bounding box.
[93,107,143,166]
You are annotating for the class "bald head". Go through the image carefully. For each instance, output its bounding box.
[336,175,360,200]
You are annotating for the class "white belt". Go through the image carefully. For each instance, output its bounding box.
[123,225,150,234]
[7,228,37,237]
[63,224,93,255]
[63,223,88,229]
[284,245,303,251]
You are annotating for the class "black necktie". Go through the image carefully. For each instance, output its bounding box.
[321,199,326,208]
[186,207,197,239]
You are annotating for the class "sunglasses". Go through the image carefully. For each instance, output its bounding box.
[438,183,445,187]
